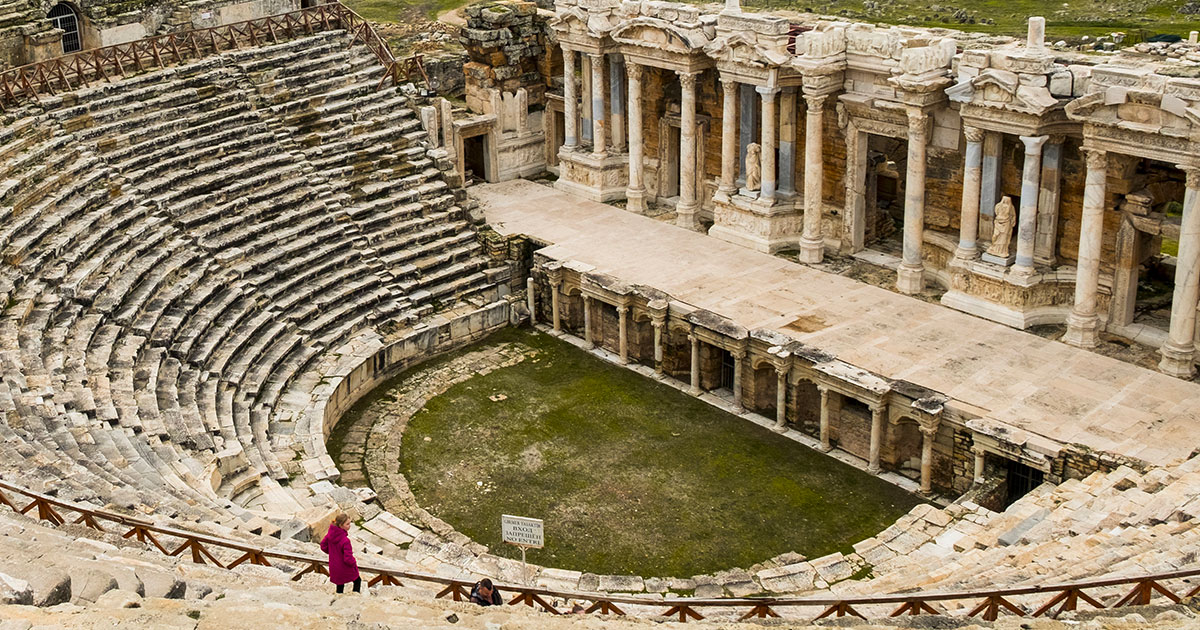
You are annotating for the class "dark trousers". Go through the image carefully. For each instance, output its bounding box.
[336,578,362,594]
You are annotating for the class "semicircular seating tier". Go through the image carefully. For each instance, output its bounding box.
[0,30,508,529]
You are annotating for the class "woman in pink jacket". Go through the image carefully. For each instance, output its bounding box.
[320,513,362,594]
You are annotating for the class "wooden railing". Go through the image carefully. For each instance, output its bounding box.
[1,479,1196,622]
[0,2,429,109]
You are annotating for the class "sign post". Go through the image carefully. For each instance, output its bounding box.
[501,514,544,586]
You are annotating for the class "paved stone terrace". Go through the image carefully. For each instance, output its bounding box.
[474,180,1200,467]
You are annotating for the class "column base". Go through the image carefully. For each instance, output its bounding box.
[953,245,978,262]
[1158,340,1197,378]
[1010,263,1036,278]
[555,150,629,202]
[818,442,832,453]
[708,193,801,253]
[676,202,702,231]
[626,187,647,214]
[896,263,925,294]
[1063,311,1100,349]
[798,236,824,263]
[867,464,882,475]
[772,423,787,433]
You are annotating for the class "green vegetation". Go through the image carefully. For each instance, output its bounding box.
[345,0,468,22]
[401,328,921,577]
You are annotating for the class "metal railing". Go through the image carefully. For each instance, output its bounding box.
[0,479,1196,622]
[0,2,429,109]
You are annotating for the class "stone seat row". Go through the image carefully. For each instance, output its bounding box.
[0,29,506,528]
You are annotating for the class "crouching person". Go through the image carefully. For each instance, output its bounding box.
[470,578,502,606]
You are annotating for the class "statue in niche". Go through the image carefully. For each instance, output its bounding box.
[986,195,1016,258]
[744,143,762,192]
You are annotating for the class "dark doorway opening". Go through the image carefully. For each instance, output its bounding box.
[49,3,82,54]
[719,349,735,391]
[1004,459,1045,507]
[463,135,487,183]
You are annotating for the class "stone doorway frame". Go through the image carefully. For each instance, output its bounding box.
[656,111,709,209]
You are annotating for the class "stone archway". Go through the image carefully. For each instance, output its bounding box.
[48,3,82,53]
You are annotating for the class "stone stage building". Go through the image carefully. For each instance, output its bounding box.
[455,0,1200,381]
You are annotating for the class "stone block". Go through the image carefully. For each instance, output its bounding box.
[597,574,643,592]
[0,573,32,606]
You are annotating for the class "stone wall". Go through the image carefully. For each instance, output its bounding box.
[460,0,547,113]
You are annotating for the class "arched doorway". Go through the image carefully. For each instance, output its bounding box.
[48,3,82,54]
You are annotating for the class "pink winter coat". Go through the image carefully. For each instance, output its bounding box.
[319,524,361,585]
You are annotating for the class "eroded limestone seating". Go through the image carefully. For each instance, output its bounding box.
[0,31,504,531]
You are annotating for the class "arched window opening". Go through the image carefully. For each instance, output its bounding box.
[48,4,82,54]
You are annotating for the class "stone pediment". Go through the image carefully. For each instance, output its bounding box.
[947,69,1060,116]
[703,32,789,68]
[610,17,710,53]
[1066,88,1200,136]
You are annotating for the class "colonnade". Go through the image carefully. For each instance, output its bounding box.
[538,272,941,495]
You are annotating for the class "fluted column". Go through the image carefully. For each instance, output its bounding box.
[1013,135,1047,276]
[818,385,832,452]
[868,403,885,474]
[897,108,928,294]
[562,49,577,150]
[799,93,826,263]
[719,77,738,195]
[582,295,593,346]
[919,426,936,496]
[1159,167,1200,378]
[956,125,984,260]
[1064,149,1108,348]
[773,366,787,432]
[617,304,629,364]
[688,332,701,395]
[526,278,536,325]
[625,62,646,213]
[757,85,779,202]
[676,71,700,229]
[732,349,745,409]
[589,53,606,157]
[549,274,562,332]
[609,54,625,152]
[973,447,985,484]
[580,54,592,143]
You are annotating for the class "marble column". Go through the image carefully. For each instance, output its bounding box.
[956,125,984,260]
[1159,167,1200,378]
[868,403,885,474]
[562,49,577,150]
[609,54,625,152]
[625,62,646,213]
[979,131,1002,240]
[589,53,607,157]
[1013,135,1047,276]
[738,84,758,188]
[526,278,536,325]
[550,276,562,332]
[582,295,593,346]
[732,349,745,409]
[677,71,700,229]
[719,77,738,195]
[757,85,779,202]
[799,93,826,263]
[773,366,787,432]
[897,108,929,294]
[580,54,592,144]
[778,87,797,196]
[817,385,832,452]
[688,333,701,395]
[973,447,985,484]
[1034,137,1064,265]
[1064,149,1108,348]
[651,317,664,375]
[919,426,936,496]
[617,304,629,364]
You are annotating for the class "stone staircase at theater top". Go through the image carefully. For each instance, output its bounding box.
[0,29,507,534]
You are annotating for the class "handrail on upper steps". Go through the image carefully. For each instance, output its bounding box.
[0,478,1196,622]
[0,1,429,109]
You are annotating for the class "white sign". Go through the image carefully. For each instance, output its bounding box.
[501,514,544,549]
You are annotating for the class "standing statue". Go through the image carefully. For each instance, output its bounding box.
[744,143,762,192]
[986,195,1016,258]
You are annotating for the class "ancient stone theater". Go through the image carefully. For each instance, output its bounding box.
[1,0,1200,626]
